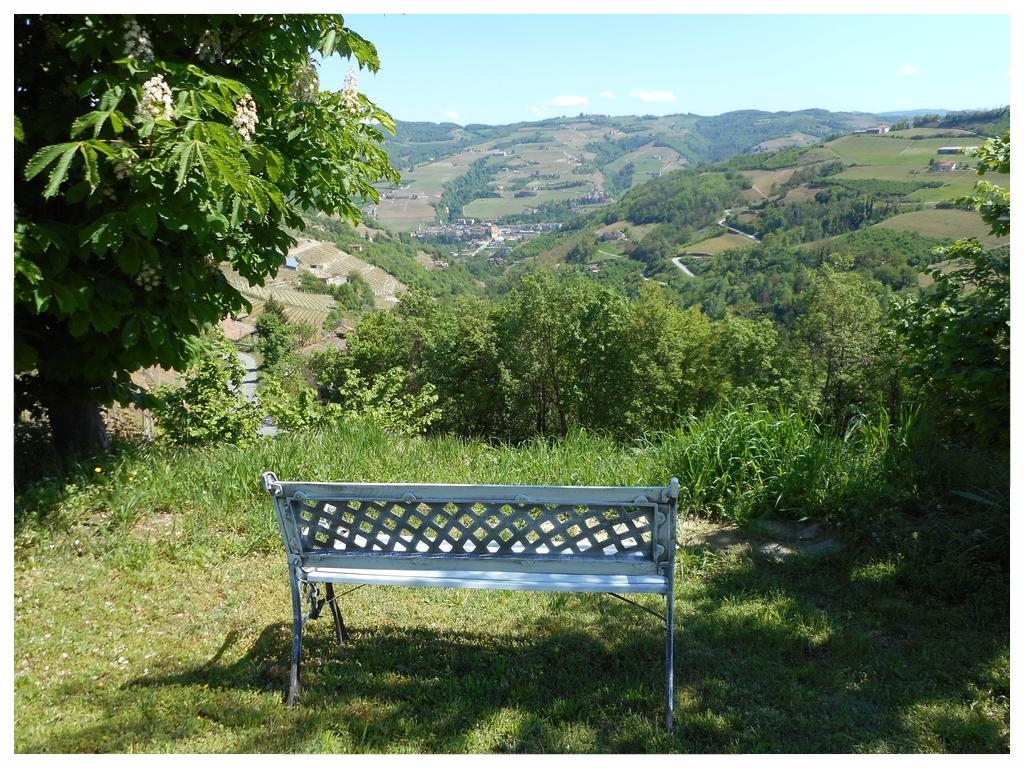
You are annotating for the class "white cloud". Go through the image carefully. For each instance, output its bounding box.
[600,90,615,99]
[547,94,589,107]
[441,109,459,120]
[632,89,677,103]
[899,64,917,76]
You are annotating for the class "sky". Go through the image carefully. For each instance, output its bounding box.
[318,9,1013,126]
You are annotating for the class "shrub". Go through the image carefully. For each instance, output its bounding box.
[151,330,260,446]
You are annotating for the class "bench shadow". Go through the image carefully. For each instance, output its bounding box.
[109,594,676,752]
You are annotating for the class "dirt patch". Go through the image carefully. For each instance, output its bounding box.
[678,517,842,560]
[130,506,183,542]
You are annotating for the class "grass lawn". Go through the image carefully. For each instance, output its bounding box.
[13,425,1009,753]
[13,511,1008,753]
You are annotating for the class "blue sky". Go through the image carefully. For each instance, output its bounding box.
[319,10,1012,126]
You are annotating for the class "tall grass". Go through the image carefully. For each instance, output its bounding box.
[16,405,931,560]
[654,403,916,526]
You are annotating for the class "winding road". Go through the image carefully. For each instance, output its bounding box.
[671,209,761,277]
[718,209,761,242]
[671,257,695,277]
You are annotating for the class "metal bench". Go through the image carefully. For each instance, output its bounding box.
[261,471,680,730]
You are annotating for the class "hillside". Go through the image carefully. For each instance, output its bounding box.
[225,239,408,331]
[483,117,1009,317]
[372,109,887,232]
[237,107,1008,327]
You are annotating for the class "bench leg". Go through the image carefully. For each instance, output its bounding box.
[286,572,303,706]
[664,588,675,731]
[324,583,350,645]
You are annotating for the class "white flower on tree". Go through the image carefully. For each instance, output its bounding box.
[233,94,259,140]
[342,68,360,113]
[290,60,319,102]
[136,74,173,121]
[135,264,160,291]
[110,141,135,180]
[123,19,155,64]
[195,29,222,63]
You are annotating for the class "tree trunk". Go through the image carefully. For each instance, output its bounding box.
[42,387,110,464]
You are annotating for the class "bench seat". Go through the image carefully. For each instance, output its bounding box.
[301,565,671,593]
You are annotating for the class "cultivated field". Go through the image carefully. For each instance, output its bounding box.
[828,135,981,166]
[826,133,1005,203]
[688,233,757,255]
[873,208,1010,247]
[374,118,690,230]
[223,239,407,331]
[741,167,800,199]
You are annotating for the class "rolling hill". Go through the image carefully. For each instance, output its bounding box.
[235,105,1007,330]
[371,109,888,231]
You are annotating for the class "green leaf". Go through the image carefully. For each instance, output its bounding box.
[68,310,91,337]
[52,282,81,315]
[134,205,158,239]
[343,30,381,71]
[42,144,81,199]
[109,110,124,135]
[71,111,110,139]
[115,245,141,275]
[14,254,44,285]
[90,302,120,333]
[319,28,338,58]
[122,315,141,348]
[32,288,49,313]
[24,142,74,182]
[83,215,124,257]
[82,145,100,191]
[170,140,208,191]
[262,148,284,182]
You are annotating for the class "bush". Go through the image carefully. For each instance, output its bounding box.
[151,331,260,446]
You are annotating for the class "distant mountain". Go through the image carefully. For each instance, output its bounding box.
[382,108,887,171]
[370,105,1007,247]
[877,109,951,118]
[372,109,898,232]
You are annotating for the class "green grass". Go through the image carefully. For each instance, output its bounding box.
[834,165,981,202]
[829,136,980,167]
[13,415,1009,753]
[826,134,1011,204]
[873,209,1011,248]
[687,233,756,255]
[464,188,581,220]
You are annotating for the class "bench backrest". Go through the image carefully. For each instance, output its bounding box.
[263,473,679,573]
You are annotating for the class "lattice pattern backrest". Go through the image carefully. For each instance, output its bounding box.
[288,496,656,558]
